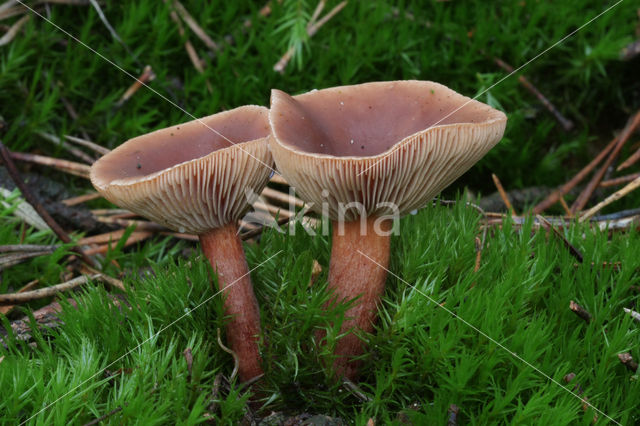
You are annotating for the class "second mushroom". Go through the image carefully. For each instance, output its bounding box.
[268,81,507,380]
[91,105,274,383]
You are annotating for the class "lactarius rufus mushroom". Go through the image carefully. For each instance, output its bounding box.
[269,81,507,380]
[90,105,273,383]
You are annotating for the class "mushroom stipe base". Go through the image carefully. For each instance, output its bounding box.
[199,223,263,383]
[326,217,391,380]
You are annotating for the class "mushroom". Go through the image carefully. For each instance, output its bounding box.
[268,81,507,380]
[90,105,273,383]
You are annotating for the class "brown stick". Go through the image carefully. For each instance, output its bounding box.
[569,300,592,323]
[273,1,347,72]
[0,279,39,314]
[558,196,573,217]
[81,406,123,426]
[115,65,156,107]
[37,131,95,164]
[0,13,28,46]
[82,232,153,256]
[579,176,640,222]
[199,223,263,383]
[8,151,91,178]
[617,353,639,373]
[617,144,640,171]
[571,110,640,213]
[600,172,640,187]
[620,39,640,61]
[536,215,583,263]
[172,0,219,51]
[532,137,617,213]
[64,135,111,156]
[563,373,598,423]
[261,186,304,208]
[0,274,100,304]
[491,173,516,214]
[61,192,102,206]
[492,56,573,131]
[0,141,93,265]
[326,217,391,380]
[623,307,640,323]
[447,404,460,426]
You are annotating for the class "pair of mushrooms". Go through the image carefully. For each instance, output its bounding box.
[91,80,507,383]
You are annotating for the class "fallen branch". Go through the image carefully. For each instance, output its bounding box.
[491,173,515,215]
[599,172,640,188]
[623,307,640,323]
[447,404,460,426]
[0,250,55,271]
[579,176,640,222]
[537,215,583,263]
[533,137,617,213]
[620,39,640,61]
[115,65,156,108]
[0,279,39,315]
[88,0,137,64]
[82,406,123,426]
[0,141,93,265]
[342,378,372,402]
[571,110,640,213]
[61,191,102,206]
[569,300,592,323]
[216,327,239,382]
[64,135,110,156]
[273,1,347,73]
[37,131,95,164]
[0,274,100,304]
[563,373,598,423]
[8,151,90,178]
[0,12,28,46]
[172,0,219,51]
[492,56,573,131]
[617,143,640,171]
[617,353,639,373]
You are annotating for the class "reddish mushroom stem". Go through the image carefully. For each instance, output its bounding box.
[199,223,263,383]
[326,216,391,380]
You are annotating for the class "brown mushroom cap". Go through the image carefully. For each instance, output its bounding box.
[91,105,273,234]
[269,81,507,221]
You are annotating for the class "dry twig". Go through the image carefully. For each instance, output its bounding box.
[81,406,123,426]
[61,191,101,206]
[569,300,592,323]
[492,56,573,131]
[0,141,93,264]
[0,279,39,315]
[447,404,460,426]
[533,137,617,213]
[115,65,156,107]
[623,307,640,323]
[571,110,640,213]
[600,172,640,188]
[172,0,219,51]
[579,176,640,222]
[273,1,347,72]
[88,0,137,63]
[217,327,239,381]
[9,151,90,178]
[563,373,598,423]
[491,173,515,215]
[37,131,95,164]
[0,274,100,304]
[536,215,583,263]
[0,13,28,46]
[64,135,110,156]
[617,353,639,373]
